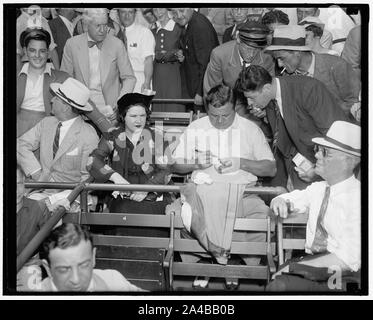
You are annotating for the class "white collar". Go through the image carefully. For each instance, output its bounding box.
[59,14,73,27]
[19,62,52,77]
[60,116,79,127]
[329,175,359,195]
[156,19,175,32]
[124,22,136,32]
[306,52,316,77]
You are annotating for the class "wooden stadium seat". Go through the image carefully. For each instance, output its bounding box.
[164,212,276,290]
[276,211,308,265]
[149,111,193,126]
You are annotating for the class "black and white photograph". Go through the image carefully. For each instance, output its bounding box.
[2,0,369,304]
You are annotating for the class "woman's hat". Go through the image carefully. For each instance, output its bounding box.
[237,21,270,48]
[312,121,361,157]
[117,93,155,115]
[50,78,93,111]
[264,25,312,52]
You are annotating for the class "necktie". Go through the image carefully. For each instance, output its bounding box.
[53,122,62,159]
[88,40,103,50]
[272,100,281,155]
[118,27,127,50]
[310,186,331,253]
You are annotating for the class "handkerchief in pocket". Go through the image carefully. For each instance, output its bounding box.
[66,147,79,156]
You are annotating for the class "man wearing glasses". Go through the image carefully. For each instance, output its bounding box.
[235,65,349,190]
[61,8,136,122]
[268,121,361,291]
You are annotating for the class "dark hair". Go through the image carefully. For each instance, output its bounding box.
[205,84,235,110]
[305,24,323,38]
[143,8,154,16]
[234,65,273,93]
[261,10,289,26]
[117,93,153,124]
[20,27,51,48]
[41,223,93,263]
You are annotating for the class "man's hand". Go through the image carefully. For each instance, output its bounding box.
[141,81,151,93]
[194,93,204,106]
[249,104,266,118]
[175,49,184,63]
[270,197,292,218]
[215,157,241,174]
[195,150,213,170]
[110,172,131,197]
[130,191,148,202]
[30,169,42,182]
[294,165,317,183]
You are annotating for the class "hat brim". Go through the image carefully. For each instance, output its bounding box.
[312,137,360,157]
[50,83,93,112]
[264,45,312,52]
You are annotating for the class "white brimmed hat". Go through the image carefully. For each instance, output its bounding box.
[312,121,361,157]
[264,25,311,52]
[50,78,93,112]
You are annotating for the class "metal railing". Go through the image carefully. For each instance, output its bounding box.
[17,181,287,272]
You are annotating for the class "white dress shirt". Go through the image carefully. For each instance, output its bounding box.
[58,116,79,146]
[19,63,52,112]
[275,175,361,271]
[59,14,74,37]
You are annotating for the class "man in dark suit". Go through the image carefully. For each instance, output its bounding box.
[235,65,348,190]
[222,8,249,43]
[48,8,77,66]
[171,8,219,111]
[265,25,360,117]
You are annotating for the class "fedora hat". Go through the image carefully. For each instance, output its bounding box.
[264,25,311,52]
[312,121,361,157]
[237,21,270,48]
[50,78,93,112]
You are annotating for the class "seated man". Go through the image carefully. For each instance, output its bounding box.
[268,121,361,291]
[25,223,145,292]
[17,78,99,256]
[171,84,276,288]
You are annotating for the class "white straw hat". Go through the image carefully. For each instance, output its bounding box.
[265,25,312,52]
[50,78,93,112]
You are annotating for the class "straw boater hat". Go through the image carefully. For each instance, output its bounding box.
[264,25,311,52]
[50,78,93,112]
[298,16,325,29]
[237,21,270,49]
[312,121,361,157]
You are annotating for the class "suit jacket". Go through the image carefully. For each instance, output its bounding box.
[314,53,360,114]
[180,11,219,97]
[203,40,275,95]
[17,68,69,115]
[48,16,73,64]
[61,33,136,108]
[222,25,235,44]
[17,116,99,183]
[266,76,349,164]
[341,25,361,77]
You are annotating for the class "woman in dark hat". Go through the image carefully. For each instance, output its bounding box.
[88,93,173,237]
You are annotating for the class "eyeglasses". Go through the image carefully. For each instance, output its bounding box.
[314,145,330,158]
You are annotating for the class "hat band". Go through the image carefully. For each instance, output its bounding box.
[323,136,360,154]
[271,37,306,47]
[58,89,86,108]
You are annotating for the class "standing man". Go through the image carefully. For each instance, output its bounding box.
[235,65,348,190]
[171,8,219,111]
[61,8,136,120]
[17,78,99,255]
[48,8,77,66]
[222,7,249,43]
[264,25,360,117]
[268,121,361,291]
[117,8,155,94]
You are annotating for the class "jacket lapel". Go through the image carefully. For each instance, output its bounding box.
[17,73,27,111]
[99,37,110,85]
[78,34,90,85]
[52,117,82,163]
[43,72,54,115]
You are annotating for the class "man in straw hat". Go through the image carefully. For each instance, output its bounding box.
[264,25,360,117]
[17,77,99,256]
[267,121,361,291]
[235,65,349,190]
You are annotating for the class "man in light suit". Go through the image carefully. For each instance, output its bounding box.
[61,8,136,120]
[17,78,99,255]
[265,25,360,117]
[235,65,348,190]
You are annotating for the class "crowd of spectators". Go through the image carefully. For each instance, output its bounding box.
[15,6,362,292]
